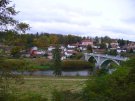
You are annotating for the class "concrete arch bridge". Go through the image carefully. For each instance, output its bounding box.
[84,53,128,68]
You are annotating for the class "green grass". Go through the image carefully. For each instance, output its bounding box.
[11,76,87,101]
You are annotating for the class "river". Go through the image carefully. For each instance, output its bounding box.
[16,70,90,76]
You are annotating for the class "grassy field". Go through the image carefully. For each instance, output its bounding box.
[11,76,87,101]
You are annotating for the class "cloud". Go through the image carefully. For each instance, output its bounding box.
[12,0,135,41]
[122,17,135,24]
[102,26,131,34]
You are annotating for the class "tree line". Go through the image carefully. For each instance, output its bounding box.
[0,31,82,49]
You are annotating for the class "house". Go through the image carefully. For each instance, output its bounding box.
[67,44,76,49]
[47,52,53,59]
[64,50,77,57]
[92,45,100,49]
[79,47,87,51]
[110,39,119,49]
[60,46,65,50]
[127,42,135,49]
[48,46,55,52]
[81,39,93,46]
[30,46,45,57]
[116,49,126,53]
[93,49,106,54]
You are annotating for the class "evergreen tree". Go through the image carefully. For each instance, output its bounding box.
[52,45,62,76]
[87,45,93,53]
[129,48,134,53]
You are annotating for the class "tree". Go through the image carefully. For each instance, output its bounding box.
[64,34,82,45]
[52,45,62,76]
[108,43,112,48]
[4,30,17,45]
[83,58,135,101]
[15,22,30,33]
[108,49,118,56]
[118,39,126,47]
[0,0,18,31]
[100,43,106,49]
[87,45,93,53]
[103,36,111,43]
[11,46,21,58]
[33,36,49,48]
[49,35,58,44]
[0,58,25,100]
[129,48,134,53]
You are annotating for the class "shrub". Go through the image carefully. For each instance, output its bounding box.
[61,60,93,71]
[30,58,51,66]
[51,90,83,101]
[17,92,48,101]
[83,58,135,101]
[0,58,24,101]
[6,92,48,101]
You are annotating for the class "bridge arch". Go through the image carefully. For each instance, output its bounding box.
[100,59,120,68]
[88,56,97,64]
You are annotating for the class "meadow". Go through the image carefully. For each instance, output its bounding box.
[10,76,87,101]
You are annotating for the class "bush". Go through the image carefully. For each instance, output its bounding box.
[61,60,93,71]
[4,59,28,70]
[69,53,83,59]
[0,58,24,101]
[29,58,52,66]
[83,58,135,101]
[4,58,52,71]
[17,92,48,101]
[3,92,48,101]
[51,90,83,101]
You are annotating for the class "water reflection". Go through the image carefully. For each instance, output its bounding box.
[19,70,90,76]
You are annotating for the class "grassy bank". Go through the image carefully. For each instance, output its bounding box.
[10,76,87,101]
[5,58,93,71]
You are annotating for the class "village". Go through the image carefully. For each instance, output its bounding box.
[0,0,135,100]
[10,37,135,59]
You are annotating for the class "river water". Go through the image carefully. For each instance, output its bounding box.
[19,70,90,76]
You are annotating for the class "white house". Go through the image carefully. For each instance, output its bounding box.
[48,46,55,52]
[65,51,73,57]
[117,49,126,53]
[67,44,76,49]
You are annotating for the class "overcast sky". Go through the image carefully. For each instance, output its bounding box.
[12,0,135,41]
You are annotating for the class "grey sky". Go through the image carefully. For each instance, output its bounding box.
[12,0,135,41]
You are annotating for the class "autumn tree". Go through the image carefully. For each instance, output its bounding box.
[33,36,49,48]
[49,35,59,44]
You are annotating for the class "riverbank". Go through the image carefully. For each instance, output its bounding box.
[11,76,87,101]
